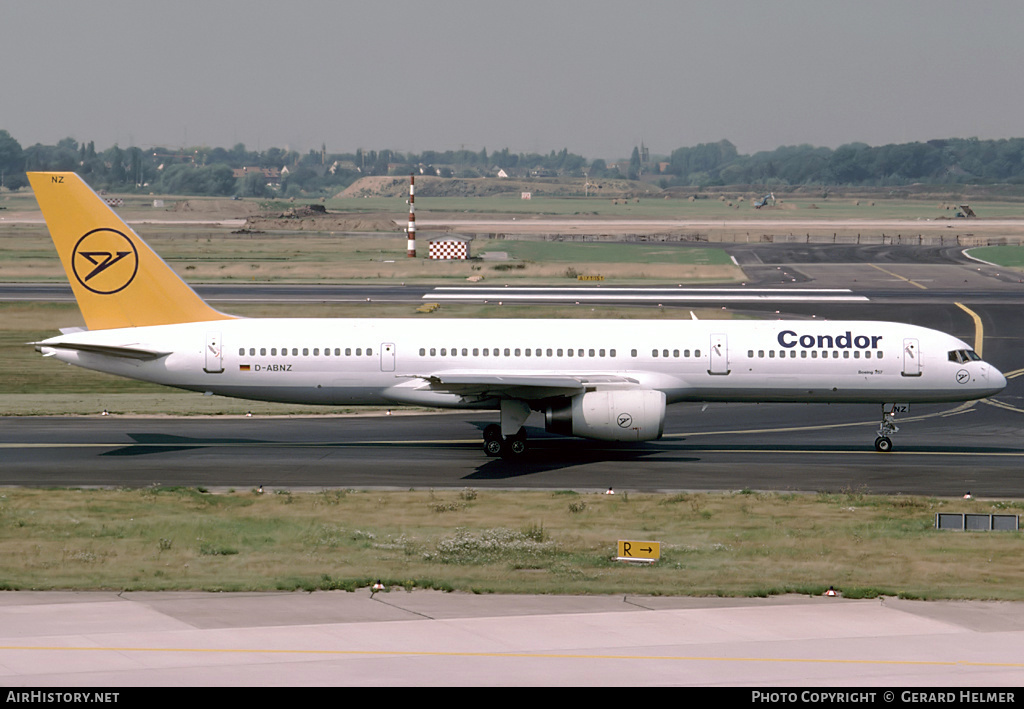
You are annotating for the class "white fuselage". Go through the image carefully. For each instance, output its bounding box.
[38,317,1006,408]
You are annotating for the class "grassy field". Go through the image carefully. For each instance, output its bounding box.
[5,181,1024,220]
[0,486,1021,598]
[967,245,1024,267]
[322,193,1024,221]
[0,222,743,284]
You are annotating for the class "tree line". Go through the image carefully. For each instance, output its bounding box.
[3,128,1024,197]
[663,138,1024,188]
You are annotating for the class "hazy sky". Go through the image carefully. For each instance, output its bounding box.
[4,0,1024,161]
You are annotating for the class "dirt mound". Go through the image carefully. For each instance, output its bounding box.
[171,199,261,217]
[243,211,399,232]
[337,176,410,198]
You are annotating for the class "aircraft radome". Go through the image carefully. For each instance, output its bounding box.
[28,172,1006,458]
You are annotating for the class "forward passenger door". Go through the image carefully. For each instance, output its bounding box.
[902,338,921,377]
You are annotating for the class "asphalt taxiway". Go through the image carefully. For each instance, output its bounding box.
[2,396,1022,495]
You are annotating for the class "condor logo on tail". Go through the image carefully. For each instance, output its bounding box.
[72,228,139,294]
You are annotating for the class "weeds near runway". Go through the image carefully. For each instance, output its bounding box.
[0,487,1022,599]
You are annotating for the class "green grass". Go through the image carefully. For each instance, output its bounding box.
[487,240,734,265]
[0,487,1021,598]
[966,245,1024,268]
[0,222,739,284]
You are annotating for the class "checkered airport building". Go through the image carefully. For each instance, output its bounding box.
[428,236,471,260]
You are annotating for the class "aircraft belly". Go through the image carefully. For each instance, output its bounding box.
[684,370,985,404]
[203,384,389,406]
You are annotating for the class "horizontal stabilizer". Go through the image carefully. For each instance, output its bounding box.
[32,341,170,361]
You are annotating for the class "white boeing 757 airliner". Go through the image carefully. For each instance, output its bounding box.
[29,172,1006,457]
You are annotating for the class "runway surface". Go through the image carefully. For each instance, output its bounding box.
[3,398,1024,495]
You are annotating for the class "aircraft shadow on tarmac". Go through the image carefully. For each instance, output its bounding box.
[100,432,274,457]
[464,442,701,480]
[97,427,1023,475]
[100,429,702,475]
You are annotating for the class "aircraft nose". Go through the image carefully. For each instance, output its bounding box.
[989,365,1008,393]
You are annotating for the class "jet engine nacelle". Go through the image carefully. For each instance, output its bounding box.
[545,390,666,442]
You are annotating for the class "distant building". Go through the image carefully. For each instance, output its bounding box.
[232,166,281,186]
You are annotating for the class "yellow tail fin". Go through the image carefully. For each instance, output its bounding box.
[29,172,234,330]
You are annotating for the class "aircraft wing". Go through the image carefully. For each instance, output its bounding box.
[405,372,640,400]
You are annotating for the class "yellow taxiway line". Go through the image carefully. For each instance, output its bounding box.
[955,302,985,357]
[869,264,928,290]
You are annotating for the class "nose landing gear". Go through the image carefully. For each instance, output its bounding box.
[874,406,901,452]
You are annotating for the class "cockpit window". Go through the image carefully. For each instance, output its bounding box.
[948,349,982,363]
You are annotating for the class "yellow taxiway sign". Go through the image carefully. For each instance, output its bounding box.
[617,540,660,562]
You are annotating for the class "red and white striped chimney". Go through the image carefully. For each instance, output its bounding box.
[407,173,416,257]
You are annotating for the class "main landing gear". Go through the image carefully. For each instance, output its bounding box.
[874,407,900,452]
[483,399,531,459]
[483,424,527,458]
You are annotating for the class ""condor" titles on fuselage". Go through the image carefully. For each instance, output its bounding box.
[777,330,884,350]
